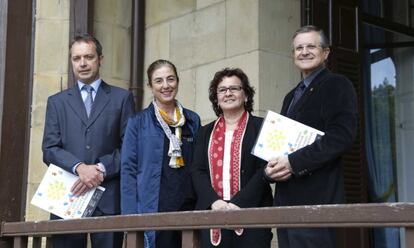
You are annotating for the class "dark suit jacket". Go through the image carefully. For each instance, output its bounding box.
[192,115,273,211]
[276,68,357,206]
[42,81,135,214]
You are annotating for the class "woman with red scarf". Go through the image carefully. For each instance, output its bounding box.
[192,68,273,247]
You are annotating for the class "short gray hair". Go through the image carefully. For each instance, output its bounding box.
[292,25,330,48]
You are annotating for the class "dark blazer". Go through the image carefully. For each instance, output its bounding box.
[42,81,135,214]
[192,115,273,210]
[276,68,358,206]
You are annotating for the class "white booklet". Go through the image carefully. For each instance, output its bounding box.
[31,164,105,219]
[251,110,325,161]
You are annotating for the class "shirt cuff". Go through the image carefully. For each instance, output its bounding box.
[72,162,83,175]
[97,162,106,177]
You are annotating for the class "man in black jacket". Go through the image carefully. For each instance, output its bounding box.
[264,25,358,248]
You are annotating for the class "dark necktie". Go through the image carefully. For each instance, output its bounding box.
[83,85,94,117]
[287,81,306,115]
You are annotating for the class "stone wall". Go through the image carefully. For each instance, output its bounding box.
[144,0,301,124]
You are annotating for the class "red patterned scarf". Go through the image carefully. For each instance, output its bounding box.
[208,111,248,246]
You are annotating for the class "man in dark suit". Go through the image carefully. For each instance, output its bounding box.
[42,33,135,248]
[264,25,358,248]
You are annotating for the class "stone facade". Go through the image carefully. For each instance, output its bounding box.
[26,1,301,247]
[144,0,301,123]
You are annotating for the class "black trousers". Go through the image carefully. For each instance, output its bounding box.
[277,228,336,248]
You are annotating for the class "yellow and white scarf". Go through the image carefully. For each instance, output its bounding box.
[153,100,186,168]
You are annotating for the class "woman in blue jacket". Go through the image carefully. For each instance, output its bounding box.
[121,59,200,248]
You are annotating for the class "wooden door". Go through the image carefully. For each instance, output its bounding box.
[0,0,33,247]
[302,0,370,247]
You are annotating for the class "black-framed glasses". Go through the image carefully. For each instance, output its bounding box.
[217,85,243,94]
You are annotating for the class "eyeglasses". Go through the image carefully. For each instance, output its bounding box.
[293,44,323,53]
[217,85,243,94]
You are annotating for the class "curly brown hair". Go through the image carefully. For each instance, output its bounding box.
[208,68,255,116]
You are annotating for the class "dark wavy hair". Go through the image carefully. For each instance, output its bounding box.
[70,33,103,57]
[209,68,255,116]
[146,59,179,86]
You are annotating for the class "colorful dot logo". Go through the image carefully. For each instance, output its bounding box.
[266,130,286,151]
[47,180,67,201]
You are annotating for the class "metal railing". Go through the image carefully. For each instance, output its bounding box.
[2,203,414,248]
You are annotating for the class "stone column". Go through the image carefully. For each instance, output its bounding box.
[26,0,71,221]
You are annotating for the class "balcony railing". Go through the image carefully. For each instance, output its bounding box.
[1,203,414,248]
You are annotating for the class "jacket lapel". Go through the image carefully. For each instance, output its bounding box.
[86,81,111,127]
[66,85,89,125]
[290,68,330,115]
[282,90,295,115]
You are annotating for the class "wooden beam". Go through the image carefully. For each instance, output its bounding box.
[130,0,145,111]
[406,227,414,248]
[68,0,94,87]
[12,236,27,248]
[3,203,414,236]
[0,0,8,153]
[125,232,144,248]
[362,13,414,38]
[69,0,91,38]
[0,0,33,225]
[32,237,41,248]
[181,230,200,248]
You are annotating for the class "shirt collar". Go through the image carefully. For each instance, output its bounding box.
[77,79,102,92]
[302,66,325,87]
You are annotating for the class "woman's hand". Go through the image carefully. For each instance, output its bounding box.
[211,199,229,210]
[227,202,240,210]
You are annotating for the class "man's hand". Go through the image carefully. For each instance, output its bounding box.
[71,163,104,196]
[264,156,293,181]
[71,179,89,196]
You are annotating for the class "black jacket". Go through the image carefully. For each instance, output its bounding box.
[276,68,358,206]
[191,115,273,210]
